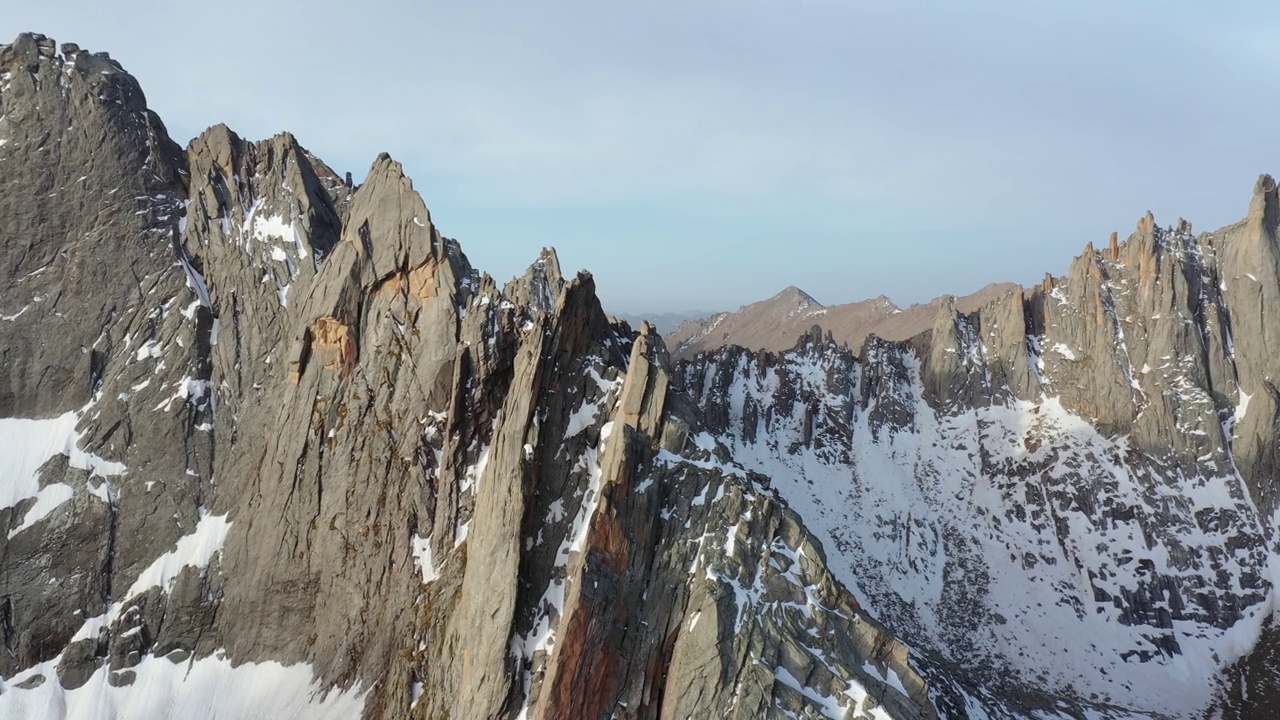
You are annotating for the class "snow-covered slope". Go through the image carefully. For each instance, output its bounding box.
[677,201,1280,718]
[680,339,1271,717]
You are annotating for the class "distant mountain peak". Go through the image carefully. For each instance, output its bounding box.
[665,282,1013,360]
[773,285,822,308]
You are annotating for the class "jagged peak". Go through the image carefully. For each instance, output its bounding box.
[1247,172,1279,232]
[1255,172,1276,196]
[1,33,95,63]
[530,246,562,280]
[2,33,147,108]
[4,33,69,63]
[352,151,432,224]
[516,247,563,286]
[502,247,568,315]
[1093,206,1212,275]
[550,269,606,332]
[349,153,427,219]
[790,323,835,351]
[266,130,301,151]
[188,124,244,177]
[194,122,240,144]
[362,151,409,185]
[190,126,326,175]
[3,31,52,49]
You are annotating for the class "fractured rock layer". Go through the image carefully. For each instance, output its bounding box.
[0,33,931,720]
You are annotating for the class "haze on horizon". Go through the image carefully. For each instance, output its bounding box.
[8,1,1280,316]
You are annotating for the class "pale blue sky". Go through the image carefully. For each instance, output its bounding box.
[8,2,1280,313]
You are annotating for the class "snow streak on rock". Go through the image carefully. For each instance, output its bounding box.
[682,333,1276,717]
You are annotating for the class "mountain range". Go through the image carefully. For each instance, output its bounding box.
[2,32,1279,720]
[662,283,1018,361]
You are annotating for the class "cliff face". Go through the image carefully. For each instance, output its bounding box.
[0,34,931,720]
[675,186,1280,717]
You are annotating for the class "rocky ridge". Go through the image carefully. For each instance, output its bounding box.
[674,186,1280,717]
[5,29,1280,720]
[0,33,934,720]
[666,283,1017,362]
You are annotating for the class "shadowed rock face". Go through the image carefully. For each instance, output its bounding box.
[0,33,933,720]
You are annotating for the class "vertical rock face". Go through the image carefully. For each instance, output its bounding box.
[0,33,213,691]
[674,176,1280,717]
[0,33,187,417]
[0,33,933,720]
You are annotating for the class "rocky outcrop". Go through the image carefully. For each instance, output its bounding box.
[0,33,931,720]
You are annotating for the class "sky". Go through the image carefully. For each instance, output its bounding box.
[7,2,1280,314]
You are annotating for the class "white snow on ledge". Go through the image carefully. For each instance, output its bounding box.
[0,651,365,720]
[73,512,232,643]
[772,665,892,720]
[0,412,128,513]
[125,512,232,601]
[411,534,440,583]
[7,483,74,538]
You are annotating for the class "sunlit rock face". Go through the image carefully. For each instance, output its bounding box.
[0,33,934,720]
[7,27,1280,720]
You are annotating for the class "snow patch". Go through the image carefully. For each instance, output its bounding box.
[0,652,364,720]
[411,534,440,583]
[1,304,29,321]
[0,413,126,512]
[1050,342,1076,361]
[772,665,890,720]
[134,340,163,362]
[7,483,74,538]
[564,401,599,439]
[73,512,231,643]
[122,512,231,603]
[697,342,1272,716]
